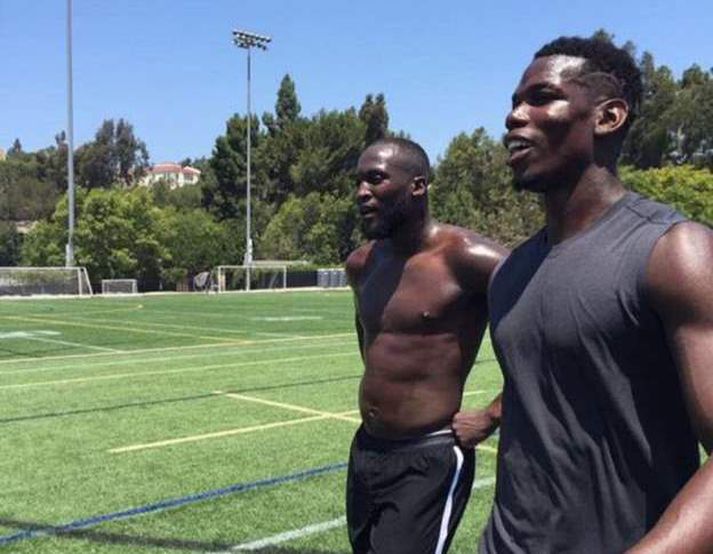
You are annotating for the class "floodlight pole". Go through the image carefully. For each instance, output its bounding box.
[65,0,76,267]
[233,29,271,291]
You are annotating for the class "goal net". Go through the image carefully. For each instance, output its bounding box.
[101,279,138,295]
[0,266,93,297]
[215,265,287,292]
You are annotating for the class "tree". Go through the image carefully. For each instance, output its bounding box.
[259,192,357,264]
[7,139,24,159]
[76,119,149,188]
[0,157,58,221]
[359,93,389,145]
[116,119,149,185]
[21,188,168,289]
[158,208,227,287]
[203,114,264,220]
[0,222,22,265]
[275,74,302,130]
[431,128,542,246]
[290,109,365,197]
[621,165,713,226]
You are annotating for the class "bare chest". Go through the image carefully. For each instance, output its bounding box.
[357,255,465,334]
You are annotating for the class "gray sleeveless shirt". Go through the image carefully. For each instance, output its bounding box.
[480,192,699,553]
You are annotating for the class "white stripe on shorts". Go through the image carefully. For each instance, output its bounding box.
[434,445,465,554]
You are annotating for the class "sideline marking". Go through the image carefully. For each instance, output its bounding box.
[219,392,362,423]
[0,332,354,367]
[0,338,354,376]
[0,462,348,548]
[109,409,360,453]
[251,316,324,322]
[0,314,241,343]
[0,351,357,391]
[0,330,122,353]
[224,476,497,552]
[0,330,61,339]
[24,335,122,353]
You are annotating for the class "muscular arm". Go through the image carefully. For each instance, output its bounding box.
[627,222,713,554]
[451,231,509,447]
[346,245,368,362]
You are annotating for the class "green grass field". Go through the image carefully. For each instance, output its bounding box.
[0,291,503,553]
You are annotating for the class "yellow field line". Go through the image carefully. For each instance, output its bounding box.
[109,409,361,453]
[0,332,355,367]
[0,351,357,390]
[216,390,498,456]
[218,391,362,423]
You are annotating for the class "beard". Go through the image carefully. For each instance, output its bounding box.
[361,195,410,240]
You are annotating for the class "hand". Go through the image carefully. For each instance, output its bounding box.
[452,408,498,449]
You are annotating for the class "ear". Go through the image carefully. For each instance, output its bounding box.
[594,98,629,137]
[411,176,427,197]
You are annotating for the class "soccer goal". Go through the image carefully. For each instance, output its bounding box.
[0,266,93,297]
[215,265,287,292]
[101,279,138,295]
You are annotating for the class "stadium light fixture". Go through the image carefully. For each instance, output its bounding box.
[232,28,271,291]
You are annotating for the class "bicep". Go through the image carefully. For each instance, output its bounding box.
[647,222,713,450]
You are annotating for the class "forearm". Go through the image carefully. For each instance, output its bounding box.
[452,392,502,447]
[482,392,502,434]
[627,456,713,554]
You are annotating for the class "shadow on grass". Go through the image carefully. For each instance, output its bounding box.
[0,515,232,551]
[0,516,351,552]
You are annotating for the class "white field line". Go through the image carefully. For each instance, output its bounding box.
[109,409,361,454]
[24,335,123,353]
[225,476,497,552]
[0,332,354,368]
[0,314,240,342]
[219,392,362,423]
[0,338,355,376]
[0,351,358,391]
[29,312,296,338]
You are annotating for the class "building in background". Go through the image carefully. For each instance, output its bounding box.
[140,162,201,189]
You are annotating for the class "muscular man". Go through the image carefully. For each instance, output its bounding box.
[345,138,506,553]
[481,36,713,553]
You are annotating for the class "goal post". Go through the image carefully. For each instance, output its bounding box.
[0,266,93,297]
[101,279,138,295]
[215,265,287,292]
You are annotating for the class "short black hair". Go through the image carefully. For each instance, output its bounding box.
[370,137,431,182]
[535,36,642,129]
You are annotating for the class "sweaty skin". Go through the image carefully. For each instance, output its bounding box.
[346,144,506,440]
[501,53,713,553]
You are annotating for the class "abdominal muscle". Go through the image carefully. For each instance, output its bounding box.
[359,332,467,439]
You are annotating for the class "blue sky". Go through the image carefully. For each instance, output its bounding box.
[2,0,711,165]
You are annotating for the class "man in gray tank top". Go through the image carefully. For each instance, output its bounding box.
[479,36,713,552]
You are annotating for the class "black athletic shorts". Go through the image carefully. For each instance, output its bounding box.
[346,425,475,554]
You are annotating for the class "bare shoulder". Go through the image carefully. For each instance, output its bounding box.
[345,241,376,287]
[435,223,509,293]
[647,221,713,318]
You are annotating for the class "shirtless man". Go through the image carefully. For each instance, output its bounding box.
[345,138,506,553]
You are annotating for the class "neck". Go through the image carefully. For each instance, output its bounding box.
[543,164,626,244]
[389,208,433,256]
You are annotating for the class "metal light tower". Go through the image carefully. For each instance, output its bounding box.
[232,29,271,291]
[65,0,76,267]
